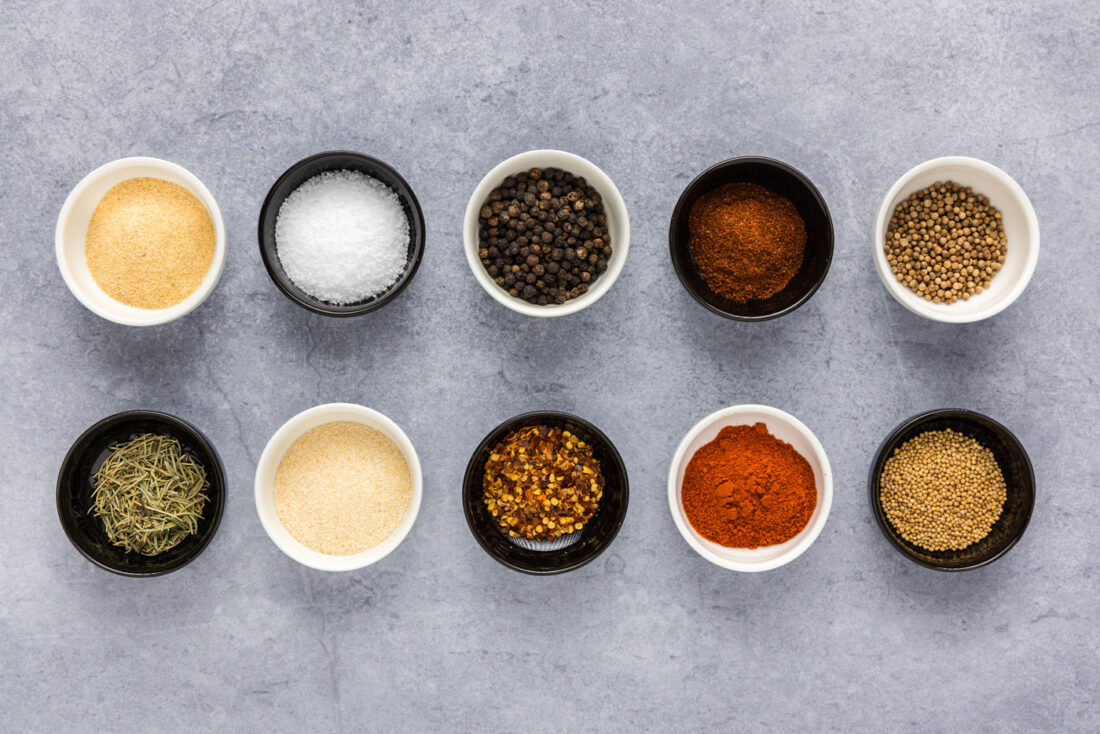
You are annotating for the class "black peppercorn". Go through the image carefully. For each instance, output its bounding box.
[477,167,613,306]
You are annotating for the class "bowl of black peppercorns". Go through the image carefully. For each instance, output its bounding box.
[463,150,630,317]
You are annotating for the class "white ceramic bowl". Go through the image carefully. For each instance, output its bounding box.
[55,157,227,326]
[873,156,1039,323]
[463,149,630,317]
[254,403,423,572]
[668,405,833,572]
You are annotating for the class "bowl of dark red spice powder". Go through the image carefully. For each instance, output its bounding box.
[463,411,629,574]
[668,405,833,571]
[669,157,833,320]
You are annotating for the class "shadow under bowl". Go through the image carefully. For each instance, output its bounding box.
[670,156,833,321]
[56,410,226,577]
[258,150,425,316]
[462,411,629,575]
[869,408,1035,571]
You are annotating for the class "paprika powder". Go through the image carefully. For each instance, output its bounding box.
[681,423,816,548]
[688,182,806,302]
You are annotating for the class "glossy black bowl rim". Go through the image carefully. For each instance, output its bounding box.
[258,150,426,317]
[668,155,835,321]
[56,410,227,577]
[462,410,630,575]
[868,408,1035,572]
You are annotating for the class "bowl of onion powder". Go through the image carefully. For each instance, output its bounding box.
[259,151,425,316]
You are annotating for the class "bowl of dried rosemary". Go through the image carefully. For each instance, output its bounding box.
[462,411,629,575]
[56,410,226,576]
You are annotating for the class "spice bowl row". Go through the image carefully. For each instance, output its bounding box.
[56,401,1035,576]
[54,149,1038,326]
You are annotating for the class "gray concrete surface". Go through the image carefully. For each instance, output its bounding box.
[1,1,1097,731]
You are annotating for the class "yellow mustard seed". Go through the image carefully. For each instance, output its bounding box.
[879,428,1007,552]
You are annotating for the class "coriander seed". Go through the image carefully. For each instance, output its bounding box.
[884,180,1007,304]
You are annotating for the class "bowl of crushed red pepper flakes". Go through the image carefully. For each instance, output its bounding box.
[463,411,629,575]
[668,404,833,572]
[669,157,834,321]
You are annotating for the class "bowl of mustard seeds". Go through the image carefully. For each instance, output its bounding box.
[869,408,1035,571]
[55,157,226,326]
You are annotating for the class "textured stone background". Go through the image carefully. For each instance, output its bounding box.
[1,1,1097,731]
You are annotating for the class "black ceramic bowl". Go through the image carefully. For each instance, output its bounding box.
[669,157,834,320]
[258,150,425,316]
[869,409,1035,571]
[56,411,227,577]
[463,411,629,575]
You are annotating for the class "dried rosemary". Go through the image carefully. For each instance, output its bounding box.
[90,433,209,556]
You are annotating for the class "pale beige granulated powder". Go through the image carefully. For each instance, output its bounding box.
[274,421,411,556]
[85,177,215,309]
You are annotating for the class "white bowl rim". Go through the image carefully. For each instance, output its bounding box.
[462,149,630,318]
[872,155,1039,324]
[254,402,423,572]
[667,404,833,572]
[54,156,227,326]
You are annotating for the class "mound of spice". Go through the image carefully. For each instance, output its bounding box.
[884,180,1007,304]
[681,423,816,548]
[879,428,1006,551]
[275,170,410,305]
[689,182,806,302]
[478,167,612,305]
[275,421,411,556]
[91,434,209,556]
[85,177,215,309]
[483,425,604,542]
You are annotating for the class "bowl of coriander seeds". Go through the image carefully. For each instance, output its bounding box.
[462,411,629,574]
[869,408,1035,570]
[463,150,630,317]
[873,156,1039,323]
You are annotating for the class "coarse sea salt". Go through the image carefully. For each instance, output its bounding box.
[275,169,410,305]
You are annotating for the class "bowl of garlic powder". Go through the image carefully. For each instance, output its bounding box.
[254,402,423,571]
[55,156,227,326]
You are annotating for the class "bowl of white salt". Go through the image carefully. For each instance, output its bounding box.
[258,151,425,316]
[254,402,423,571]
